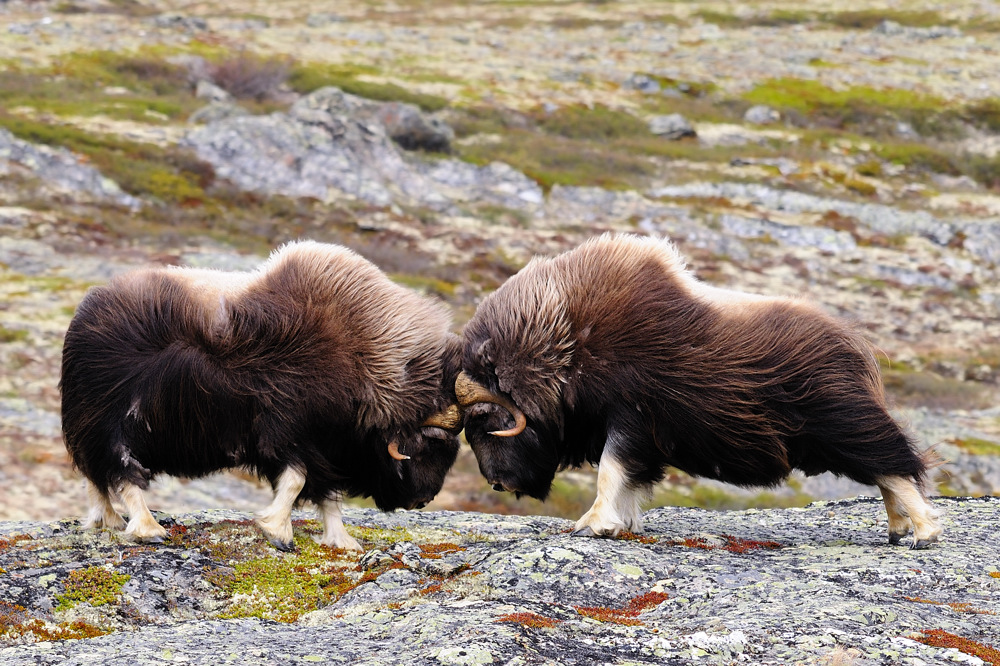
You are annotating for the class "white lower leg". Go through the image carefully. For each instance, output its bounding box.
[876,482,912,544]
[574,453,645,537]
[315,495,362,551]
[876,475,942,547]
[255,467,306,550]
[82,479,126,531]
[120,482,167,542]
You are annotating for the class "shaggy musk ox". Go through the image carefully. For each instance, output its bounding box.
[458,234,942,548]
[61,241,462,551]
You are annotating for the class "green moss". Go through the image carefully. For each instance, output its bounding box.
[883,368,992,410]
[872,142,961,176]
[54,566,130,611]
[535,104,649,141]
[825,10,952,30]
[457,127,654,191]
[0,326,29,343]
[390,273,457,298]
[0,50,200,123]
[288,63,448,112]
[0,114,213,205]
[743,78,963,140]
[213,536,358,622]
[952,437,1000,456]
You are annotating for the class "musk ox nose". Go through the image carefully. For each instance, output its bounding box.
[492,483,505,492]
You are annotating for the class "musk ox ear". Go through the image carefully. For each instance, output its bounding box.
[476,338,494,366]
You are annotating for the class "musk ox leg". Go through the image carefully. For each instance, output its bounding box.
[875,475,942,549]
[255,467,306,552]
[82,480,126,531]
[119,482,167,543]
[315,495,362,552]
[572,453,646,538]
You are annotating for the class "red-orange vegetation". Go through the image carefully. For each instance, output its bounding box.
[616,531,657,544]
[1,601,109,642]
[575,589,669,626]
[0,534,32,553]
[496,612,562,629]
[915,629,1000,665]
[665,535,782,553]
[904,597,996,615]
[418,542,466,559]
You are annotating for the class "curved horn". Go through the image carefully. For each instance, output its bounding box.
[387,441,410,461]
[422,404,462,431]
[455,372,527,437]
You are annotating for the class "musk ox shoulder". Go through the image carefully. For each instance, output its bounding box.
[458,234,941,549]
[61,240,462,551]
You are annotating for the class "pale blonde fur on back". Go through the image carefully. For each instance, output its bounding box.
[257,240,455,431]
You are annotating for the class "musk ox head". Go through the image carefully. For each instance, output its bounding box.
[368,332,464,511]
[457,265,577,501]
[372,403,463,511]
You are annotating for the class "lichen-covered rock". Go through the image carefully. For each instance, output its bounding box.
[182,87,536,214]
[1,499,997,664]
[0,129,138,208]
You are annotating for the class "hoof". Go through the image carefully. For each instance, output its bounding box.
[910,538,937,550]
[888,533,906,546]
[135,535,164,545]
[267,537,296,552]
[571,526,598,538]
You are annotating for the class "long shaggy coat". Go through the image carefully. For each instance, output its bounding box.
[61,240,461,550]
[459,234,940,548]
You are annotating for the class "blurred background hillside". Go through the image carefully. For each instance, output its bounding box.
[0,0,997,523]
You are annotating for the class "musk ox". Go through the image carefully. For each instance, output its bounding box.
[458,234,941,549]
[61,240,462,551]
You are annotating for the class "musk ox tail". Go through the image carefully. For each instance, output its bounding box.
[61,275,239,495]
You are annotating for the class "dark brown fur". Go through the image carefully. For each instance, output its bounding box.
[61,241,461,544]
[461,234,940,546]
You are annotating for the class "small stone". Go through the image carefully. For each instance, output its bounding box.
[649,113,696,140]
[195,80,233,103]
[744,105,781,125]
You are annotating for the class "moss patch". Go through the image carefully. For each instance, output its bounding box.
[951,438,1000,457]
[211,537,358,622]
[54,566,130,611]
[0,114,213,206]
[289,63,448,112]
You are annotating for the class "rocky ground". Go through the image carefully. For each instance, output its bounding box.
[1,499,998,664]
[1,0,998,522]
[0,0,999,658]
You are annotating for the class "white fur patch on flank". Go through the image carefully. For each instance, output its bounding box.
[574,450,645,536]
